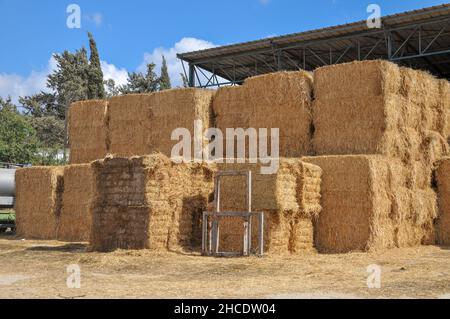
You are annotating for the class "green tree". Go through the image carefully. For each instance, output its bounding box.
[104,79,120,97]
[47,48,90,110]
[0,97,16,112]
[120,63,159,94]
[30,116,65,149]
[159,55,171,90]
[87,32,106,99]
[0,107,39,164]
[19,92,58,119]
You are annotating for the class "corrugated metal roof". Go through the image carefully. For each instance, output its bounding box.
[178,3,450,62]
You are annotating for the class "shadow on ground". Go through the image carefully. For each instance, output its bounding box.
[26,243,87,253]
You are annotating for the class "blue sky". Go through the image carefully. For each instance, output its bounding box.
[0,0,448,101]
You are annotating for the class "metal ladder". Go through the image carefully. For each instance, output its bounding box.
[202,170,264,257]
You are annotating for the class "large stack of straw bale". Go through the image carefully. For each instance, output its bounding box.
[57,164,94,242]
[89,154,214,252]
[307,60,449,253]
[303,155,437,253]
[68,100,109,164]
[215,160,321,254]
[15,59,450,256]
[435,157,450,246]
[213,71,314,158]
[15,167,64,239]
[109,89,214,158]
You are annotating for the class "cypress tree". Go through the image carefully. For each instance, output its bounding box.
[159,55,171,90]
[87,32,105,99]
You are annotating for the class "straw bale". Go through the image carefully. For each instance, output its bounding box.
[312,61,449,165]
[216,159,321,215]
[440,80,450,142]
[58,164,94,242]
[148,89,214,157]
[68,100,109,164]
[89,154,214,252]
[435,157,450,245]
[108,94,153,157]
[303,155,438,253]
[314,60,401,100]
[109,89,214,158]
[213,71,314,158]
[15,166,64,239]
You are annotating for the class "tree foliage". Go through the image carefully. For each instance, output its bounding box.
[87,32,106,99]
[119,63,159,94]
[0,106,39,164]
[159,55,172,90]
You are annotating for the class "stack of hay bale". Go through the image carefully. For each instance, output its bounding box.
[89,154,214,252]
[305,60,449,253]
[14,60,450,255]
[216,160,321,254]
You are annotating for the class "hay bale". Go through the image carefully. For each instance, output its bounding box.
[303,155,437,253]
[89,154,214,252]
[440,80,450,142]
[213,71,314,158]
[58,164,94,242]
[108,94,153,157]
[435,157,450,246]
[216,159,321,215]
[109,89,214,158]
[148,89,214,157]
[68,100,109,164]
[215,159,321,254]
[15,167,64,239]
[312,61,448,165]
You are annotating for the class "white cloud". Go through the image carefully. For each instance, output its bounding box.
[101,60,128,87]
[259,0,270,5]
[0,56,56,104]
[84,13,103,26]
[138,37,217,87]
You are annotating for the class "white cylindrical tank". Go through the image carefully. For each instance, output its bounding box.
[0,169,15,197]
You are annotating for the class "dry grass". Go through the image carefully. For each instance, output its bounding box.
[0,236,449,299]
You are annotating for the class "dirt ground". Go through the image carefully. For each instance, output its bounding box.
[0,234,449,299]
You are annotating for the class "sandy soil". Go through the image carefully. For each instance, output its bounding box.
[0,235,449,299]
